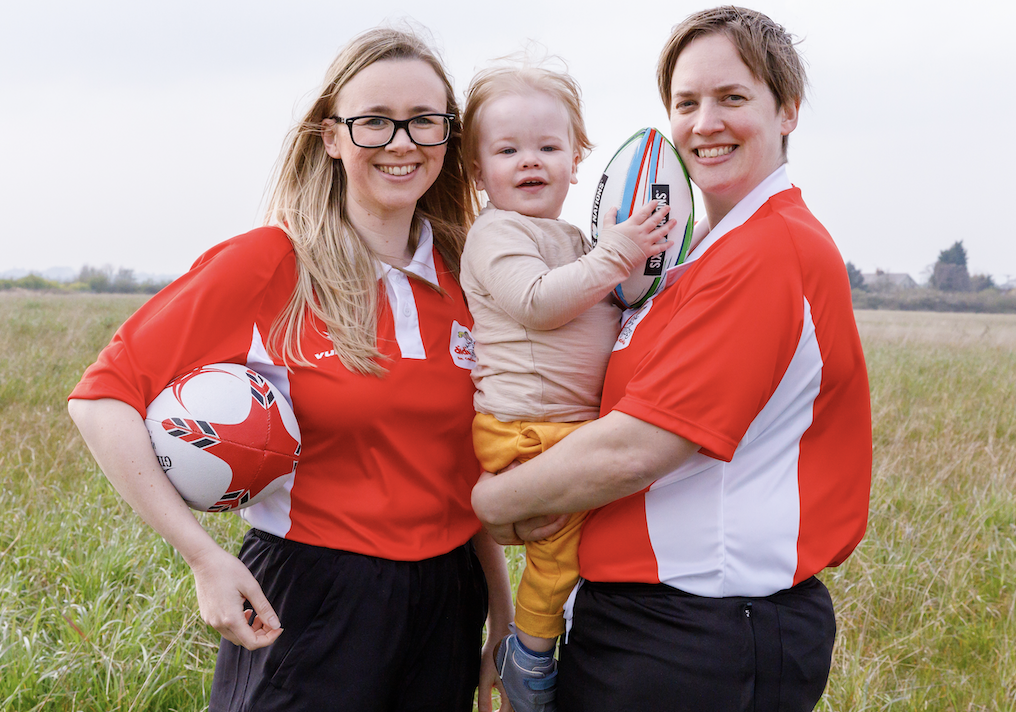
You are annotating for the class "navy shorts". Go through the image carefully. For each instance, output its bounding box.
[558,576,835,712]
[209,529,488,712]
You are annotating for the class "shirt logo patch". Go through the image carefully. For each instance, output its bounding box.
[613,301,653,352]
[450,321,476,370]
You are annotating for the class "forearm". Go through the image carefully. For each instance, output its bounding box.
[472,528,514,711]
[467,217,642,331]
[69,399,282,650]
[488,240,641,330]
[471,528,514,629]
[501,213,668,329]
[471,411,699,525]
[515,249,641,329]
[67,397,224,566]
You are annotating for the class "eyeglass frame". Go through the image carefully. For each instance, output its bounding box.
[327,113,456,148]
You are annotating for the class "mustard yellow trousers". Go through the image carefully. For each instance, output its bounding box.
[473,413,589,639]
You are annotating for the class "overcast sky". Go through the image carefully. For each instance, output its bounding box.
[3,0,1014,283]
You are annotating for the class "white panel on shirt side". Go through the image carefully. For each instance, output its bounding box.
[645,296,822,598]
[246,324,293,406]
[239,324,295,537]
[645,453,730,594]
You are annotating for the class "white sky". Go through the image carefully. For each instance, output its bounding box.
[3,0,1014,283]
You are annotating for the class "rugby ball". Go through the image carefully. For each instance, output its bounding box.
[145,363,301,512]
[590,127,694,309]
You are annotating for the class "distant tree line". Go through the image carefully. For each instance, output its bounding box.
[74,265,171,294]
[1,265,171,294]
[927,242,997,292]
[846,241,1016,313]
[847,241,996,295]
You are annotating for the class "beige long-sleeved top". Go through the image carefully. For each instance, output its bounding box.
[461,206,646,423]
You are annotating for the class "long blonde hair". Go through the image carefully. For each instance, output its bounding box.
[265,27,477,376]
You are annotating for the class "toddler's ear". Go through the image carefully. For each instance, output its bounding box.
[473,161,486,192]
[570,151,580,185]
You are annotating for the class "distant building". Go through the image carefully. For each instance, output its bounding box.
[862,270,918,290]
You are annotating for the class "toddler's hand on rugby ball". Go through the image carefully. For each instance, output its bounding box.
[606,202,676,259]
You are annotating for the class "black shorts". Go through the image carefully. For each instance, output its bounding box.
[209,529,488,712]
[558,576,835,712]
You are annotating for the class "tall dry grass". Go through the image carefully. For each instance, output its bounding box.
[821,311,1016,710]
[0,294,246,710]
[2,296,1014,710]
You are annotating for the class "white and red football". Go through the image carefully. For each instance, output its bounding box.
[145,363,301,512]
[590,127,695,309]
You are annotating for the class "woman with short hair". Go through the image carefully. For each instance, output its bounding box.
[472,7,872,710]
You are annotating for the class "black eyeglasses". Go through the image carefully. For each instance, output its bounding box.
[329,113,455,148]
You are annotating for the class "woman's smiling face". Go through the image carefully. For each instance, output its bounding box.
[323,58,448,224]
[668,32,798,224]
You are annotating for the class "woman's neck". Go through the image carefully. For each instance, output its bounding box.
[345,200,416,268]
[702,194,736,231]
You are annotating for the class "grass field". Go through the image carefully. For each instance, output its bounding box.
[2,294,1014,710]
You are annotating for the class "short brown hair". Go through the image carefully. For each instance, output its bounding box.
[657,6,807,151]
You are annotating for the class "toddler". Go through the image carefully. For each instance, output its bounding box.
[460,64,676,712]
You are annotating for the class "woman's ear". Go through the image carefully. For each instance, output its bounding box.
[322,119,342,159]
[780,100,800,137]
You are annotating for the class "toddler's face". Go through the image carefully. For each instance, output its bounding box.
[472,91,579,220]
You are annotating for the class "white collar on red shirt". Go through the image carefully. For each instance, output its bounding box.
[378,220,437,360]
[376,220,438,284]
[665,165,792,287]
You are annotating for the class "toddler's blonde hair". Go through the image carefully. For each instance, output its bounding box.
[462,60,593,185]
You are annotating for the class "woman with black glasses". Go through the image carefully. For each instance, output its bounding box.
[68,27,512,712]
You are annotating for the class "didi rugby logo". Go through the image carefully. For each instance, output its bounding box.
[449,321,476,370]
